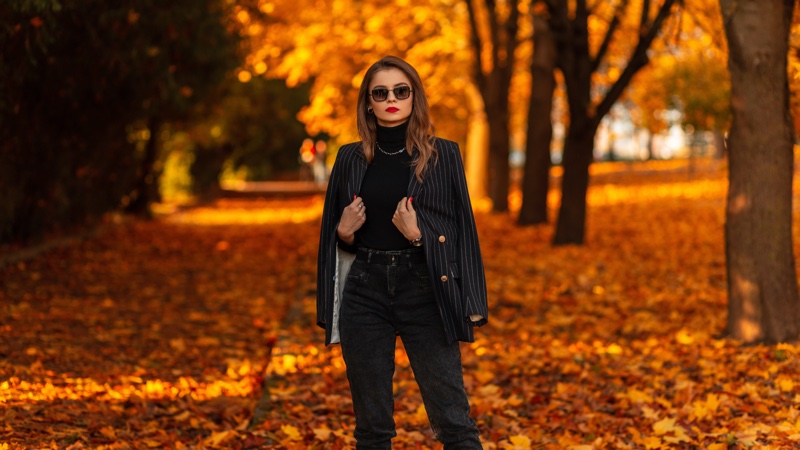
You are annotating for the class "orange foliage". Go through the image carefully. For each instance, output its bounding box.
[2,161,800,448]
[241,0,475,146]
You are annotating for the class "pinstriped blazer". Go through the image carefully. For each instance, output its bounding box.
[316,137,488,345]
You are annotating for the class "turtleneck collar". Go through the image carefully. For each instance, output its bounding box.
[376,120,409,145]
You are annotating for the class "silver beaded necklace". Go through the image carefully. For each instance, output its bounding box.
[376,142,406,156]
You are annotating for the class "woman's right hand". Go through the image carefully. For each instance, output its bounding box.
[337,196,366,244]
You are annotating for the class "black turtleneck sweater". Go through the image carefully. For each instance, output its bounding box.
[356,121,414,250]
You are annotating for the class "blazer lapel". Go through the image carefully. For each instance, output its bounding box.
[350,149,368,197]
[406,149,424,199]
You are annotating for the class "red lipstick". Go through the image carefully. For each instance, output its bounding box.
[386,107,399,113]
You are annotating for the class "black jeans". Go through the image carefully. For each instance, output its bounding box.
[340,247,482,449]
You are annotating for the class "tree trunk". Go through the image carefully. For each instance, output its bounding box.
[486,78,511,212]
[645,131,654,161]
[519,16,557,225]
[547,0,677,245]
[553,125,594,245]
[721,0,799,343]
[125,116,162,217]
[712,129,727,159]
[465,0,519,213]
[465,81,489,199]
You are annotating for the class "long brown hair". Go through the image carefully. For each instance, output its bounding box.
[356,56,437,182]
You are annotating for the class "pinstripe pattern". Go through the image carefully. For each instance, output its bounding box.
[317,138,488,345]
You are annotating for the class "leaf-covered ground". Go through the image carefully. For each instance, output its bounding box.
[2,159,800,449]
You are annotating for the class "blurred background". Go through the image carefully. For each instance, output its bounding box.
[1,0,798,244]
[2,2,800,447]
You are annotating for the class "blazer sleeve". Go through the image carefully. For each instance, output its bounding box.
[316,147,346,328]
[449,142,489,326]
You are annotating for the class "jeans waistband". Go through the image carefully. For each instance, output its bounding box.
[355,246,426,265]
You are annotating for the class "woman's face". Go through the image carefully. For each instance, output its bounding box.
[368,68,413,127]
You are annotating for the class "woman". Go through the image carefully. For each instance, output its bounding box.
[316,56,488,449]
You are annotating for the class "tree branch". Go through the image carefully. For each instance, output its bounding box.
[593,0,678,128]
[591,0,629,72]
[484,0,501,79]
[503,0,521,87]
[548,0,586,117]
[548,0,572,75]
[641,0,652,30]
[465,0,486,94]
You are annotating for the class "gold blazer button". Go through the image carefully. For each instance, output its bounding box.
[438,235,446,242]
[440,275,448,282]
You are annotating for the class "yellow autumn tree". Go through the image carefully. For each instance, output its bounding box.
[238,0,475,153]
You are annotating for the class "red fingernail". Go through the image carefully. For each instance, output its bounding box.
[409,196,413,202]
[353,194,357,200]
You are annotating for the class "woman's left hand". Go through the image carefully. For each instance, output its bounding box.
[392,197,421,241]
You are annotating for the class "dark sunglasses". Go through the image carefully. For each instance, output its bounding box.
[369,86,413,102]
